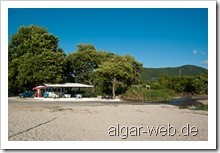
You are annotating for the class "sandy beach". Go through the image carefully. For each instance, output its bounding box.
[8,97,208,141]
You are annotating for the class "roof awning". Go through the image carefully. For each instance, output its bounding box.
[44,83,93,88]
[33,85,47,90]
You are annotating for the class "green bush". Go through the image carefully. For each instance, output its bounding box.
[121,85,143,101]
[179,104,208,111]
[191,105,208,111]
[122,85,174,102]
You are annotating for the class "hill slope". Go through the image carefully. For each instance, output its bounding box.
[141,65,207,82]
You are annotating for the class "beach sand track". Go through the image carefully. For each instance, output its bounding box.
[8,97,208,141]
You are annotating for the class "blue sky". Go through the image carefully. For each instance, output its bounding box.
[8,8,208,68]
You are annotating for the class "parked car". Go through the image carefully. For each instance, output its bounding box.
[19,91,35,98]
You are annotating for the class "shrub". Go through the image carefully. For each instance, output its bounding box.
[191,104,208,111]
[122,85,174,102]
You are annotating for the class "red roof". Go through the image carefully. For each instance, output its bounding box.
[32,86,46,90]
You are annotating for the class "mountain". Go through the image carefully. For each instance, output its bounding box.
[141,65,208,82]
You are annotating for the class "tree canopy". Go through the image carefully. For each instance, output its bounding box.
[9,25,59,61]
[9,25,66,92]
[97,55,139,99]
[67,45,143,98]
[67,44,101,84]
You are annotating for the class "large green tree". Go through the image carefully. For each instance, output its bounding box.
[67,44,114,84]
[9,25,58,61]
[67,44,143,97]
[97,55,142,99]
[67,44,100,84]
[8,25,66,93]
[124,55,143,85]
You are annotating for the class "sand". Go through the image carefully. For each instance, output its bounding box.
[8,97,208,141]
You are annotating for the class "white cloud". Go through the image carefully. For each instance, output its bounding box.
[193,50,197,54]
[202,60,208,65]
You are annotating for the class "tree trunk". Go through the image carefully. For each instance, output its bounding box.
[112,77,116,99]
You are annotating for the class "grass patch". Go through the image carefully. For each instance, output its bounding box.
[191,105,208,111]
[179,104,208,111]
[122,85,174,102]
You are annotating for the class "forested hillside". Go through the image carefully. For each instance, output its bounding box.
[141,65,207,82]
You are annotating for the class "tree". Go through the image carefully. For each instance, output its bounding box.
[16,52,66,88]
[124,55,143,85]
[9,25,58,61]
[76,44,96,52]
[67,44,115,84]
[67,45,100,84]
[97,55,140,99]
[192,72,208,94]
[8,25,66,93]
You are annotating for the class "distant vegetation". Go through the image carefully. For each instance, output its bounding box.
[122,85,175,102]
[141,65,207,82]
[123,69,208,102]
